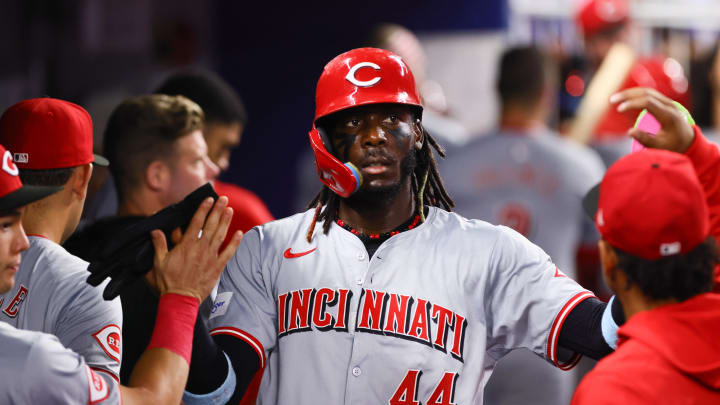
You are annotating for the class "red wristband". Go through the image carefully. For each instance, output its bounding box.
[146,293,199,364]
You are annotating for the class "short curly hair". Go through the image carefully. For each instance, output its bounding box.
[104,94,204,203]
[613,236,718,302]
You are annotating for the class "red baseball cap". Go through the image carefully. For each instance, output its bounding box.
[576,0,629,38]
[583,149,709,260]
[0,144,61,211]
[0,98,109,169]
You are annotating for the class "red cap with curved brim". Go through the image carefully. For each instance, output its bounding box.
[0,144,62,212]
[0,98,108,170]
[577,0,629,38]
[583,149,708,260]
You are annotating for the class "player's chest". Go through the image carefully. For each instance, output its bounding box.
[273,238,481,356]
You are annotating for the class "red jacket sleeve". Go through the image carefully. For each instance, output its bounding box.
[683,126,720,291]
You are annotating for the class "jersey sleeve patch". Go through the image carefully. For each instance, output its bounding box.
[92,324,122,363]
[85,366,110,404]
[210,292,233,320]
[546,291,595,370]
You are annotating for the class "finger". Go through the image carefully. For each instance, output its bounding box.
[628,128,661,148]
[150,230,169,266]
[215,231,243,276]
[209,207,234,253]
[171,227,182,245]
[617,96,677,125]
[610,87,671,106]
[202,196,229,245]
[182,197,214,244]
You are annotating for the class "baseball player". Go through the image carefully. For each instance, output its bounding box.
[181,47,626,404]
[0,98,124,383]
[0,145,243,404]
[571,87,720,403]
[442,46,606,405]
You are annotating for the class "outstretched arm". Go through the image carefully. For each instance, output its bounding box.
[120,196,242,405]
[611,87,720,289]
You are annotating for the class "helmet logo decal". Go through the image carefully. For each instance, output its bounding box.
[2,151,18,176]
[345,62,381,87]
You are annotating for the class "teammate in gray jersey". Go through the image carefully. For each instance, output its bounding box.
[442,47,606,404]
[0,141,243,404]
[0,98,124,383]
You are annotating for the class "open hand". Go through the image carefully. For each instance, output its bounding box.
[610,87,695,153]
[148,196,242,302]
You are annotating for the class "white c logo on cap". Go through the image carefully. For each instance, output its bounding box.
[345,62,381,87]
[2,151,18,176]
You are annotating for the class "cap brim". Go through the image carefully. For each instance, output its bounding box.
[0,185,63,212]
[582,183,600,221]
[93,154,109,167]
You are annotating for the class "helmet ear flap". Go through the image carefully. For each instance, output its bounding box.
[309,126,362,198]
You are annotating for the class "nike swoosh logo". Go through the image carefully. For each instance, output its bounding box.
[284,247,317,259]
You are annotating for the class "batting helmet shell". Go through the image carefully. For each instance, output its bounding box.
[309,48,422,197]
[314,47,422,122]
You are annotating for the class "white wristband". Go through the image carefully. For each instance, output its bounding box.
[182,352,237,405]
[601,296,620,350]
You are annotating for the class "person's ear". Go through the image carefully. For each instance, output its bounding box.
[598,239,621,290]
[70,163,93,200]
[145,160,170,192]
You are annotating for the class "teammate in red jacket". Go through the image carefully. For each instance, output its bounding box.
[572,87,720,403]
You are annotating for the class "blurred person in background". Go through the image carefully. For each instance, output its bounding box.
[569,0,690,164]
[64,94,219,383]
[155,70,274,243]
[441,46,606,405]
[690,42,720,140]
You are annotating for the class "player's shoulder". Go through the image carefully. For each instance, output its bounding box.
[537,131,605,174]
[237,209,316,249]
[27,236,89,272]
[25,236,121,314]
[429,208,512,244]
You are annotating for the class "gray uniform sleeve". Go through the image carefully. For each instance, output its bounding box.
[208,227,274,368]
[484,226,594,369]
[53,276,123,381]
[25,332,121,405]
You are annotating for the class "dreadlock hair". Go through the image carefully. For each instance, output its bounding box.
[305,127,453,242]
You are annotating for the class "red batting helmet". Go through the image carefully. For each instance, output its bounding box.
[309,47,422,197]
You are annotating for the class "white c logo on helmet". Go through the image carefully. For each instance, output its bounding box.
[345,62,381,87]
[2,151,18,176]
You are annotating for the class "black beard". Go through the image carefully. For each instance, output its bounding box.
[345,149,417,205]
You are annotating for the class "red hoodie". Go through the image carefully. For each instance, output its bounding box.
[684,128,720,290]
[572,293,720,404]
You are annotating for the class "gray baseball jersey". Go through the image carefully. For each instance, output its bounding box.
[209,206,594,404]
[440,129,605,279]
[0,321,120,404]
[0,236,123,381]
[439,129,605,405]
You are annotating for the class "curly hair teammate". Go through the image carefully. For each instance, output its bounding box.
[182,48,628,404]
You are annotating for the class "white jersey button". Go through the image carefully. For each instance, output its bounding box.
[352,367,362,377]
[356,252,365,261]
[355,277,364,285]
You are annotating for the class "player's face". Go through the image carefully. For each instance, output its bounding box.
[165,130,220,206]
[0,208,29,294]
[204,122,243,173]
[326,104,422,193]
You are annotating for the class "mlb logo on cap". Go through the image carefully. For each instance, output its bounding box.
[0,98,109,170]
[0,144,61,212]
